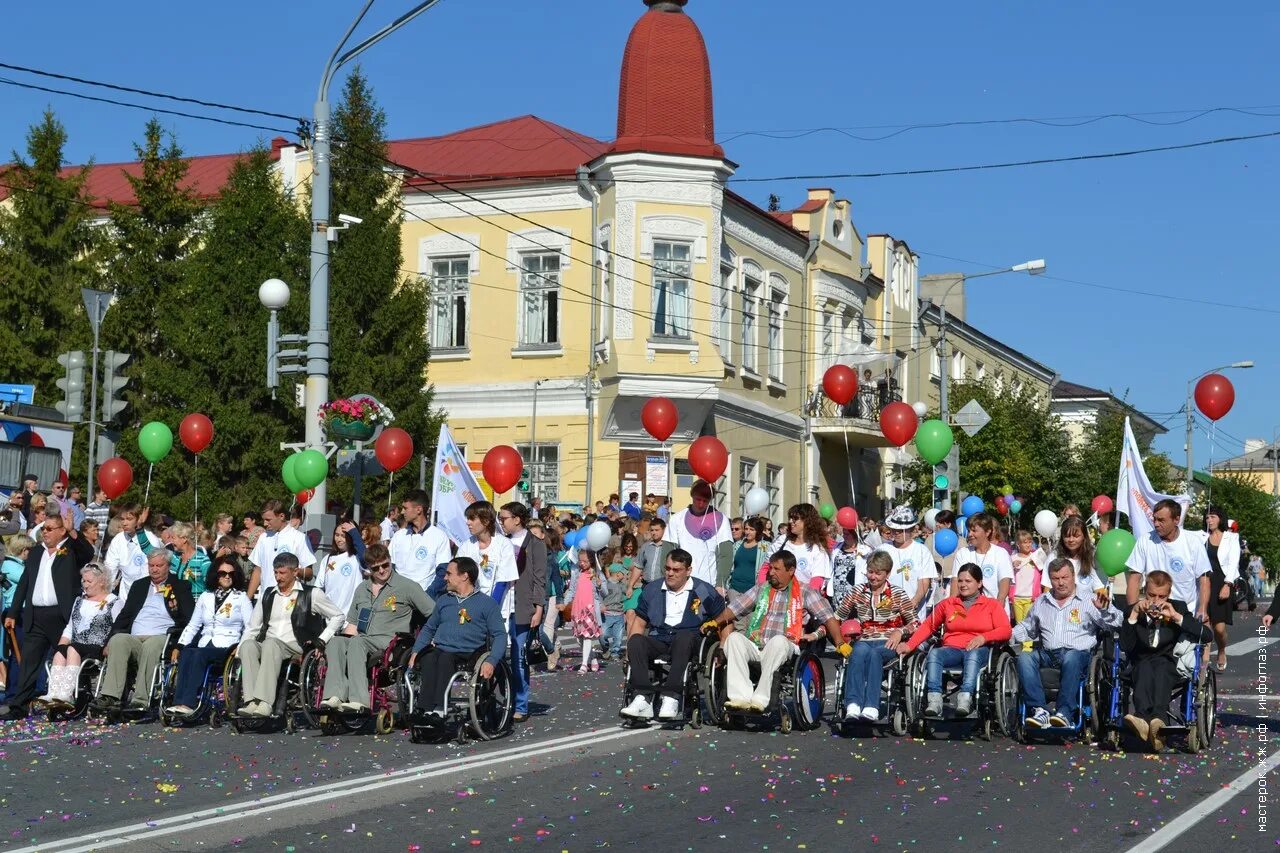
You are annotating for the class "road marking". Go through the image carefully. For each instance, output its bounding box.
[1123,747,1280,853]
[1218,694,1279,702]
[13,725,660,853]
[1226,636,1277,656]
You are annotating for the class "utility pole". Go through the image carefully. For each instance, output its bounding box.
[530,378,546,499]
[81,288,112,495]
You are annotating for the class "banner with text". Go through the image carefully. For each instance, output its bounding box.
[431,424,484,545]
[1116,416,1190,540]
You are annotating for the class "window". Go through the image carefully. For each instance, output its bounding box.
[976,361,986,382]
[741,277,759,372]
[819,311,835,374]
[597,241,612,344]
[429,256,469,350]
[716,263,734,360]
[714,469,730,513]
[765,465,782,525]
[652,241,692,338]
[1012,377,1024,396]
[738,457,758,517]
[767,289,784,381]
[515,442,560,503]
[930,347,941,379]
[951,351,967,381]
[519,253,560,347]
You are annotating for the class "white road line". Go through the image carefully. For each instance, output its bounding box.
[3,735,59,745]
[1218,694,1279,702]
[13,725,658,853]
[1226,636,1277,656]
[1124,747,1280,853]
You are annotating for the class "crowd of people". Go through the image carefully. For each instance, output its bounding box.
[0,470,1273,756]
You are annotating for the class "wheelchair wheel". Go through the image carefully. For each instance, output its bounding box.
[992,653,1020,737]
[1086,652,1105,742]
[468,659,513,741]
[703,643,727,728]
[298,647,327,731]
[48,660,101,723]
[1197,666,1217,748]
[375,708,395,735]
[793,651,826,731]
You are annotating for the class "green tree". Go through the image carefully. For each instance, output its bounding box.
[1188,471,1279,579]
[327,68,437,509]
[1063,406,1177,508]
[0,109,101,401]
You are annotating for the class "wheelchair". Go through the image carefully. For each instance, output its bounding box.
[832,645,912,737]
[1093,634,1217,753]
[906,638,1018,740]
[619,631,720,729]
[405,649,514,745]
[223,642,325,734]
[708,633,827,734]
[310,633,416,736]
[44,657,104,723]
[92,630,182,723]
[159,646,235,728]
[1008,642,1103,743]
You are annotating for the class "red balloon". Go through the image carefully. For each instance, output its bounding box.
[836,506,859,530]
[296,489,314,506]
[1091,494,1114,515]
[482,445,524,495]
[179,413,214,454]
[97,456,133,500]
[374,427,414,472]
[878,401,918,447]
[822,365,858,406]
[641,397,679,443]
[996,502,1009,516]
[1194,373,1235,421]
[687,436,728,483]
[995,495,1007,509]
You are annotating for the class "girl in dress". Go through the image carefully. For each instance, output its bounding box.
[568,548,604,673]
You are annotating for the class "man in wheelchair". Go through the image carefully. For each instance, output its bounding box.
[235,553,345,717]
[709,550,848,713]
[407,557,506,721]
[320,543,434,713]
[93,550,194,712]
[1120,569,1212,751]
[1010,557,1121,730]
[620,547,726,722]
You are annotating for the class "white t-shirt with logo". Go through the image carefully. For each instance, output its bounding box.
[316,552,364,617]
[389,524,453,590]
[774,540,833,595]
[106,531,147,601]
[457,534,519,619]
[1125,529,1211,611]
[953,545,1015,600]
[250,526,316,595]
[1040,553,1107,593]
[873,540,939,595]
[664,508,732,586]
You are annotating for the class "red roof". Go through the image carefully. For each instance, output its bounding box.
[396,115,606,186]
[794,198,825,213]
[768,211,795,227]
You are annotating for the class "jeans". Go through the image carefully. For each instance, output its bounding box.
[510,618,531,715]
[173,644,232,707]
[1015,647,1090,717]
[601,613,625,656]
[841,640,895,711]
[925,645,990,694]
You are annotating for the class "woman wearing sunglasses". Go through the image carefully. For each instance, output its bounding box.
[165,555,253,719]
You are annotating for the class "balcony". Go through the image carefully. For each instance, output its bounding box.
[806,383,899,446]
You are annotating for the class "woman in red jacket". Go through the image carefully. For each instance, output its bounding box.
[900,563,1012,718]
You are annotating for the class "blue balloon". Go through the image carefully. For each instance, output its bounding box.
[566,529,582,548]
[934,528,959,557]
[955,516,968,538]
[961,495,985,517]
[1009,499,1023,514]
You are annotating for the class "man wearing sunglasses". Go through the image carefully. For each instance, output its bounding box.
[319,543,435,712]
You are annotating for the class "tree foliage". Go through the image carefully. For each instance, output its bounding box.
[1188,471,1280,579]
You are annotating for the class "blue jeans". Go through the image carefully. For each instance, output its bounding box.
[173,644,232,707]
[842,640,896,712]
[509,618,531,715]
[1015,647,1090,717]
[925,646,990,694]
[601,613,624,657]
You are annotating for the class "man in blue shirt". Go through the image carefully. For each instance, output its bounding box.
[622,492,643,521]
[408,557,506,719]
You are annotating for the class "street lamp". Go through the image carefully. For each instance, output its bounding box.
[303,0,444,521]
[259,278,305,397]
[1184,360,1253,484]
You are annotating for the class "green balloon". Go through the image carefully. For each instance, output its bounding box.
[138,421,174,464]
[914,419,954,465]
[819,502,836,521]
[293,448,329,490]
[1096,529,1136,577]
[282,454,304,494]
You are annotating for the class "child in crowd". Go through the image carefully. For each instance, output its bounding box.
[600,547,627,661]
[619,533,641,635]
[1011,530,1042,650]
[569,548,604,673]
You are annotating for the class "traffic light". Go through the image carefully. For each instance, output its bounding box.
[55,350,86,422]
[517,466,532,494]
[932,460,950,510]
[101,351,131,421]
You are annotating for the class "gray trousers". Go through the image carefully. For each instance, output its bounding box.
[322,634,386,703]
[236,636,301,707]
[100,634,168,702]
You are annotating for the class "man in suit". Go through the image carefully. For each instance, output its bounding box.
[1120,569,1212,751]
[636,518,676,585]
[93,550,194,712]
[1,508,95,719]
[501,502,546,722]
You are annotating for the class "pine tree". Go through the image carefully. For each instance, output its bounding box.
[327,68,437,509]
[0,109,101,401]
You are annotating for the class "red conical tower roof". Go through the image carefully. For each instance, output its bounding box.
[609,0,724,159]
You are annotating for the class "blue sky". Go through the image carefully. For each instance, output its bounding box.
[3,0,1277,467]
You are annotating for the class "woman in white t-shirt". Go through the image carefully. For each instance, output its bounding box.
[772,503,833,596]
[875,505,938,616]
[456,501,519,620]
[1041,515,1109,602]
[315,521,367,618]
[951,512,1013,606]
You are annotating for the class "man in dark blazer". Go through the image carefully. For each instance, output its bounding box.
[1120,569,1212,751]
[2,508,94,719]
[501,502,546,722]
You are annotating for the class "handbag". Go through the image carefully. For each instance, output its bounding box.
[525,632,550,667]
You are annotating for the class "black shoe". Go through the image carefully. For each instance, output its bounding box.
[0,703,29,721]
[92,695,120,711]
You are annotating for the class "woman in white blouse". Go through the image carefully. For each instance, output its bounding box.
[166,555,253,718]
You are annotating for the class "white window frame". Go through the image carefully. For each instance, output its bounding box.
[819,310,835,375]
[716,261,735,362]
[767,287,785,382]
[765,464,782,526]
[651,240,693,339]
[428,254,471,353]
[738,457,758,517]
[517,251,562,349]
[976,361,986,382]
[930,346,941,379]
[515,442,560,502]
[598,238,612,346]
[740,266,761,375]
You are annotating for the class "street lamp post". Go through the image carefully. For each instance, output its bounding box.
[530,378,548,500]
[1184,360,1253,486]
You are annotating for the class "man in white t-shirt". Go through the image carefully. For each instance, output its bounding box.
[1125,498,1211,620]
[873,506,938,617]
[663,480,733,588]
[379,507,400,544]
[389,490,453,597]
[247,499,316,599]
[103,502,146,599]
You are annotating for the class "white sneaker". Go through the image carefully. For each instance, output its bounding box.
[844,702,862,718]
[621,695,654,720]
[340,701,369,712]
[861,707,880,722]
[321,696,342,709]
[657,696,680,720]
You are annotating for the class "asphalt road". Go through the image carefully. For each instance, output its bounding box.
[1,604,1275,852]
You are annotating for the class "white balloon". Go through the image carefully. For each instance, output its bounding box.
[744,486,770,516]
[586,520,612,551]
[1034,509,1059,540]
[923,508,940,531]
[912,401,928,418]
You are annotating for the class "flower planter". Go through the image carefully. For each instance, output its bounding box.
[326,419,375,444]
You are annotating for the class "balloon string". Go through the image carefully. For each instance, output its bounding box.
[193,454,199,525]
[842,428,855,509]
[1205,421,1217,511]
[387,470,394,514]
[144,463,153,504]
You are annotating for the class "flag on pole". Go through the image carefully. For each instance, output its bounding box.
[1115,416,1190,540]
[431,424,484,545]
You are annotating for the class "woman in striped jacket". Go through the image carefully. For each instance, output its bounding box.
[834,551,917,722]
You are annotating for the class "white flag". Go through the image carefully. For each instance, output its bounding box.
[430,424,484,545]
[1115,416,1190,540]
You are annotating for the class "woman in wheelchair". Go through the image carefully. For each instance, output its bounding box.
[407,557,506,721]
[165,556,252,719]
[37,563,117,709]
[835,551,917,722]
[900,563,1011,718]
